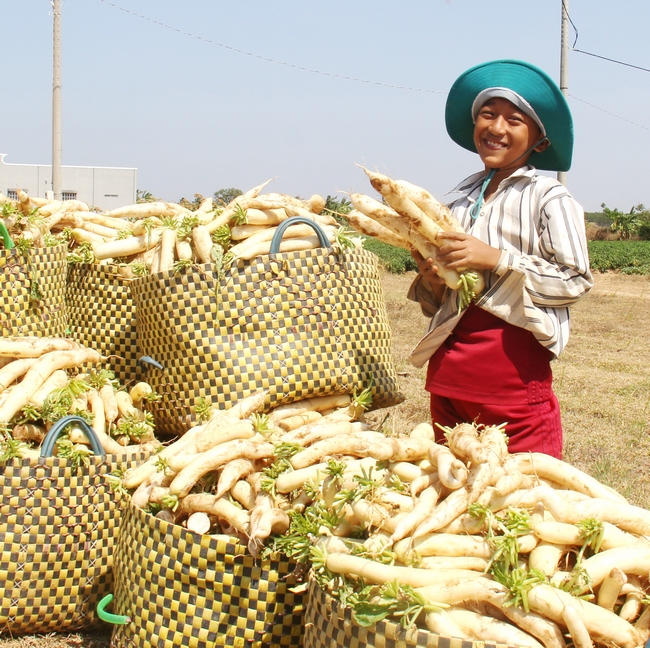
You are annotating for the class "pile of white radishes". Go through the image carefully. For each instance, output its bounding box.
[0,336,159,459]
[117,386,650,648]
[1,182,347,276]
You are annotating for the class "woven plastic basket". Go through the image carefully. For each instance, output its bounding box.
[304,580,528,648]
[65,263,142,385]
[0,417,150,635]
[104,501,306,648]
[0,243,68,337]
[131,217,405,435]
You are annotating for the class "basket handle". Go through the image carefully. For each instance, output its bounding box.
[97,594,131,625]
[40,414,106,458]
[138,355,164,370]
[0,221,14,250]
[269,216,330,254]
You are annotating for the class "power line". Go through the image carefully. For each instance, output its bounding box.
[98,0,444,95]
[572,49,650,74]
[561,0,580,48]
[569,94,650,131]
[560,1,648,131]
[562,0,650,73]
[98,0,648,132]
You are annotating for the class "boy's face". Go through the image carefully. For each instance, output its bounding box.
[473,97,547,173]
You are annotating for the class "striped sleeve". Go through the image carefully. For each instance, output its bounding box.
[492,180,593,307]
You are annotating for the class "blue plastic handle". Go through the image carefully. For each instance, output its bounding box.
[40,415,105,458]
[138,355,164,370]
[269,216,330,254]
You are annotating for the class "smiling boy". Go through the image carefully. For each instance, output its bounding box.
[408,59,593,458]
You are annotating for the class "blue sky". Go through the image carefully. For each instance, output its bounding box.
[2,1,649,212]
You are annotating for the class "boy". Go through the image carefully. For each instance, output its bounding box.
[408,59,593,458]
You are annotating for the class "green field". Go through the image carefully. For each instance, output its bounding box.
[587,240,650,274]
[364,237,650,276]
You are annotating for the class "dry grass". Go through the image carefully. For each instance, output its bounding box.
[373,269,650,509]
[0,634,111,648]
[379,270,650,506]
[2,270,649,648]
[554,272,650,505]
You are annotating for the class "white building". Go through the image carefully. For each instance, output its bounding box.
[0,154,137,211]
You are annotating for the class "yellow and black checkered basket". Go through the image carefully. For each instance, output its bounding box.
[0,417,150,635]
[105,501,306,648]
[131,217,405,435]
[0,243,68,338]
[66,263,143,386]
[304,580,522,648]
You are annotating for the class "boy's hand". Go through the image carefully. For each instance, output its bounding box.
[412,250,446,296]
[434,231,501,271]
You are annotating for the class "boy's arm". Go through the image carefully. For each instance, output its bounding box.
[407,274,441,318]
[437,194,592,307]
[492,195,593,306]
[407,250,447,317]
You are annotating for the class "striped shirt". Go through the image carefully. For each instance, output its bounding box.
[408,166,594,368]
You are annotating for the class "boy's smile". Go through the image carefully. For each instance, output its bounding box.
[473,97,548,179]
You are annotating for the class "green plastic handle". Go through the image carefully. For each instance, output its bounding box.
[0,221,14,250]
[97,594,130,625]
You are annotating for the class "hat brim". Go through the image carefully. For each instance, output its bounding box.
[445,59,573,172]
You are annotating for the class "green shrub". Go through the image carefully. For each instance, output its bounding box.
[588,241,650,274]
[585,212,612,227]
[638,222,650,241]
[361,238,417,273]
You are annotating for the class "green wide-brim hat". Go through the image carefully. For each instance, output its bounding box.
[445,59,573,172]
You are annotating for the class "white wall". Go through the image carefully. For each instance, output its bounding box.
[0,154,137,211]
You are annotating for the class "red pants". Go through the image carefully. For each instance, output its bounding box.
[429,392,563,459]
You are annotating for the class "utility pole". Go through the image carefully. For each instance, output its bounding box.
[557,0,569,186]
[52,0,62,200]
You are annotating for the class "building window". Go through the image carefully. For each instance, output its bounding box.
[104,194,118,198]
[7,189,18,200]
[62,191,77,201]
